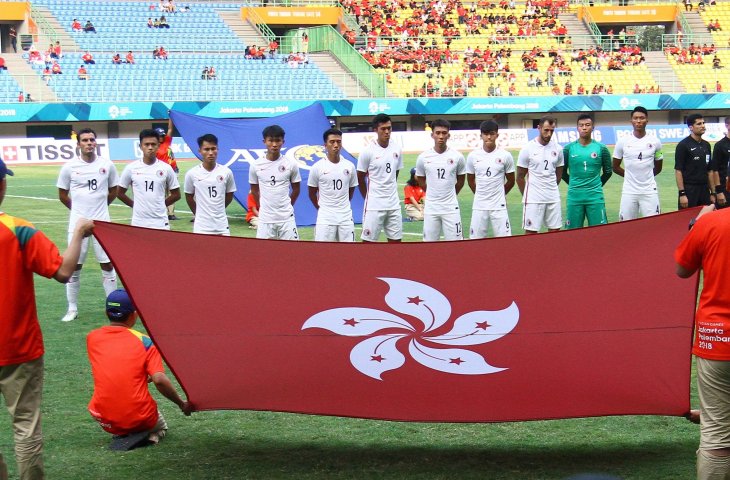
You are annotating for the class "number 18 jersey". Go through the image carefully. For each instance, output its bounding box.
[56,156,119,232]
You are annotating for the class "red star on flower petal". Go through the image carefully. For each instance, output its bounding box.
[407,296,423,305]
[449,357,464,365]
[371,355,385,362]
[343,318,358,326]
[475,321,490,330]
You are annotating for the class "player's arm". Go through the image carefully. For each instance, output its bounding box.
[165,187,181,206]
[504,171,515,195]
[653,157,663,176]
[455,173,465,194]
[561,146,570,184]
[290,181,300,205]
[348,186,355,201]
[151,372,193,415]
[516,166,528,195]
[467,173,476,193]
[185,193,196,215]
[356,170,368,198]
[250,183,260,208]
[600,146,613,185]
[58,188,72,210]
[54,218,94,282]
[224,191,234,207]
[106,185,117,205]
[555,165,563,185]
[675,170,688,209]
[308,185,319,209]
[611,157,625,177]
[116,186,134,208]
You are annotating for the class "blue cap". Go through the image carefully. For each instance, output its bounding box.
[155,127,166,136]
[106,289,135,319]
[0,159,14,181]
[410,167,416,175]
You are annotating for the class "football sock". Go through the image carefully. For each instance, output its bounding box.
[102,269,117,297]
[66,270,80,311]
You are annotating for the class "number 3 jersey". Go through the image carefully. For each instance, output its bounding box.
[466,147,515,211]
[517,138,564,204]
[248,155,301,223]
[184,163,237,232]
[415,146,467,215]
[119,159,179,228]
[57,155,119,232]
[357,141,403,211]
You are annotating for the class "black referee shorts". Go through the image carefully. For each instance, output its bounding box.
[680,183,711,208]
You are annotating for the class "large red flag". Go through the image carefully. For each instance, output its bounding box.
[93,209,698,423]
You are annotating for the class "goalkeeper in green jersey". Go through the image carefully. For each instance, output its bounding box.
[562,114,613,229]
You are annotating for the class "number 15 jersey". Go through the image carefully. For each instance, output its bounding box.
[184,163,237,233]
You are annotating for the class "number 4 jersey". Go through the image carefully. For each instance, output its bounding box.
[57,155,119,232]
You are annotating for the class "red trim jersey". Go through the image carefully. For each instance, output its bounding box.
[0,213,62,365]
[87,326,165,435]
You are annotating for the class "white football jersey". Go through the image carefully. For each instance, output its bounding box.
[184,163,236,234]
[415,146,466,215]
[119,160,179,229]
[249,155,301,224]
[613,134,663,195]
[517,138,564,203]
[56,155,119,232]
[466,147,515,211]
[308,157,358,225]
[357,140,403,211]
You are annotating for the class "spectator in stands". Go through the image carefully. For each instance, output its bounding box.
[0,57,6,71]
[153,46,168,60]
[508,83,516,95]
[208,66,216,79]
[159,16,170,28]
[84,20,97,34]
[201,67,209,80]
[125,51,135,64]
[52,41,62,59]
[685,0,693,11]
[9,26,17,53]
[112,53,122,64]
[42,66,52,84]
[51,62,62,74]
[181,5,191,13]
[82,51,96,65]
[717,81,723,92]
[71,19,82,32]
[77,65,89,80]
[17,91,23,102]
[698,0,706,11]
[713,56,723,69]
[268,39,278,59]
[147,18,154,28]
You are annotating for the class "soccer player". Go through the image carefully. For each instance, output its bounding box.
[183,134,236,235]
[87,289,192,449]
[516,115,564,234]
[562,114,612,229]
[712,116,730,207]
[2,158,94,480]
[415,118,466,241]
[308,128,358,242]
[612,106,664,220]
[155,115,180,220]
[57,128,119,322]
[357,113,403,242]
[117,129,180,229]
[675,113,723,209]
[249,125,301,240]
[466,119,515,238]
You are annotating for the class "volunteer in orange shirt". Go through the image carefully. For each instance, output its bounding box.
[87,289,192,449]
[404,167,425,221]
[156,115,180,220]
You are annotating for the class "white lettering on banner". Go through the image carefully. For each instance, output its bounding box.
[0,109,17,117]
[554,130,603,144]
[1,138,108,164]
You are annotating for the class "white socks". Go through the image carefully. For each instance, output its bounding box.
[101,269,117,296]
[65,270,80,311]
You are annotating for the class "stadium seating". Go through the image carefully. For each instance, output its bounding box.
[0,71,25,103]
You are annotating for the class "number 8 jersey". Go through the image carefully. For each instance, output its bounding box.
[357,141,403,211]
[57,155,119,232]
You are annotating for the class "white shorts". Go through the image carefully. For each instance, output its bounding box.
[315,221,355,242]
[423,212,463,241]
[257,218,299,240]
[361,209,402,241]
[193,227,230,236]
[67,233,110,264]
[470,209,511,239]
[619,193,660,221]
[522,202,562,232]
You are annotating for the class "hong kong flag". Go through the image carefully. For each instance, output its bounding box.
[93,209,698,422]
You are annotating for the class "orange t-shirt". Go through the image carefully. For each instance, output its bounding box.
[87,326,165,435]
[404,185,425,205]
[246,192,258,222]
[156,134,178,172]
[675,208,730,360]
[0,213,62,366]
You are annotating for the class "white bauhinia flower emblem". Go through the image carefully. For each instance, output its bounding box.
[302,277,519,380]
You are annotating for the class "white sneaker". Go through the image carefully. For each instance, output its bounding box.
[61,310,78,322]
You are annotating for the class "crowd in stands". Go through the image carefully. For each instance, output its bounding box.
[666,42,723,68]
[201,66,217,79]
[153,46,169,60]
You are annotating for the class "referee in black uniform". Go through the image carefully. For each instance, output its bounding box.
[675,113,725,209]
[712,116,730,208]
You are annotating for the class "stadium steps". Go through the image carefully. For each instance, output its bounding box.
[3,54,58,102]
[557,12,598,49]
[308,52,373,98]
[32,6,79,52]
[643,51,685,93]
[682,10,710,36]
[217,10,268,48]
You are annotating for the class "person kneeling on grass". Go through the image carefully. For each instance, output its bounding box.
[87,289,193,450]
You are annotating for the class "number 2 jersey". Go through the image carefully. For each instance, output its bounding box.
[357,141,403,211]
[517,138,564,204]
[57,155,119,232]
[613,134,664,195]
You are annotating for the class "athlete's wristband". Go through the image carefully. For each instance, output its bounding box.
[715,185,725,194]
[678,190,686,196]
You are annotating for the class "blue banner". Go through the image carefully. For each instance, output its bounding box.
[170,104,364,227]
